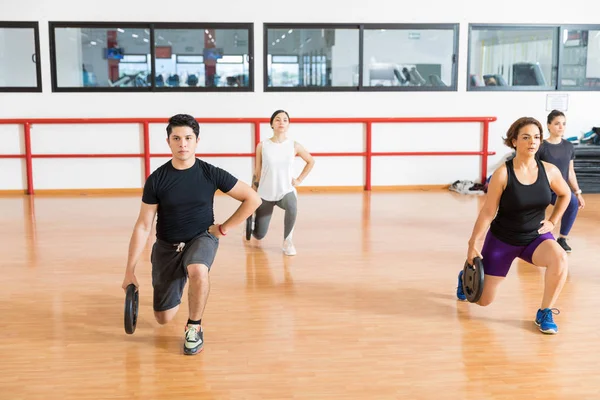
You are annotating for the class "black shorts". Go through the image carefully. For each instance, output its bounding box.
[150,231,219,312]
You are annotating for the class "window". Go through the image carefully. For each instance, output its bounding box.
[559,26,600,90]
[153,25,252,89]
[0,22,42,92]
[468,25,559,90]
[50,23,152,91]
[362,24,458,90]
[265,24,360,90]
[49,22,254,92]
[265,23,458,91]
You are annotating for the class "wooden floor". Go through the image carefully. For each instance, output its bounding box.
[1,191,600,399]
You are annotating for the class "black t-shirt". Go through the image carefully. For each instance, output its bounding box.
[142,158,238,243]
[536,139,574,182]
[490,159,553,246]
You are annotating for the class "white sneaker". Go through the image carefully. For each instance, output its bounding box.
[283,239,297,256]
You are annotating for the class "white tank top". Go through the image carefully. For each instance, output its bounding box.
[258,138,296,201]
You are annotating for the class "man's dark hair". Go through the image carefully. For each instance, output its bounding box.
[166,114,200,138]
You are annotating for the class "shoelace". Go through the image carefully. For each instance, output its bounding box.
[541,308,560,322]
[186,326,200,342]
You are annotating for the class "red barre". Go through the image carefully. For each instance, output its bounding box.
[0,116,497,195]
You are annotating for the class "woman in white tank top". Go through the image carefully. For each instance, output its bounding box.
[248,110,315,256]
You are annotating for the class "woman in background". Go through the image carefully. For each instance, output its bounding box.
[536,110,585,252]
[248,110,315,256]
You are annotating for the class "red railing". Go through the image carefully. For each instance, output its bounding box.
[0,117,497,195]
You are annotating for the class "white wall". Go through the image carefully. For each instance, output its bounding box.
[1,0,599,191]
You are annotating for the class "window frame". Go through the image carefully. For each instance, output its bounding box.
[467,23,561,92]
[48,21,254,92]
[0,21,42,93]
[263,23,459,92]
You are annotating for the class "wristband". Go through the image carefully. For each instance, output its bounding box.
[218,224,227,236]
[574,189,582,195]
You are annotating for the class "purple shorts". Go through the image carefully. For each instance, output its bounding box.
[480,230,555,277]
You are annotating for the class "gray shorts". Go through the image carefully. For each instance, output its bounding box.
[150,231,219,312]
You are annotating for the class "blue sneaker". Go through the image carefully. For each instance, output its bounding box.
[566,136,579,145]
[580,130,597,144]
[457,270,467,301]
[535,308,560,334]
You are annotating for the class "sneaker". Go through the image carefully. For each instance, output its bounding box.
[557,237,572,253]
[535,308,560,334]
[183,324,203,355]
[456,270,467,301]
[580,130,597,144]
[566,136,580,145]
[283,239,296,256]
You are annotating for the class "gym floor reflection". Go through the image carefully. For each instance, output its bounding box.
[1,191,599,399]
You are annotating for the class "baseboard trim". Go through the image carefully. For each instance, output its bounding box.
[0,185,450,196]
[0,188,143,196]
[0,190,28,196]
[296,186,363,193]
[370,185,450,191]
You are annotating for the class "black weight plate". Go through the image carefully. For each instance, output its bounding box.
[245,215,252,241]
[462,257,485,303]
[124,284,139,334]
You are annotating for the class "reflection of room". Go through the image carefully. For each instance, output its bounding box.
[55,27,150,87]
[55,26,249,88]
[362,29,454,87]
[267,28,359,87]
[0,27,38,87]
[469,28,556,87]
[152,29,249,88]
[561,29,600,88]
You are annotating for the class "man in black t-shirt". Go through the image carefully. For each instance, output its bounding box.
[121,114,261,355]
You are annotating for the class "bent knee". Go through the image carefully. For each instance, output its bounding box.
[558,249,568,264]
[552,250,569,272]
[154,310,176,325]
[252,232,266,240]
[477,298,494,307]
[187,263,209,280]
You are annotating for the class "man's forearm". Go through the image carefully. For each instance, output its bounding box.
[126,226,152,272]
[221,196,261,233]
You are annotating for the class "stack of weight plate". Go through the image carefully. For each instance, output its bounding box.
[574,144,600,193]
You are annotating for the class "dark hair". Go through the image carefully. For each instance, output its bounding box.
[269,110,290,127]
[547,109,565,125]
[503,117,543,149]
[166,114,199,138]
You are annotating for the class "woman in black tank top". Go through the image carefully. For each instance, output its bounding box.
[489,156,552,246]
[457,117,572,334]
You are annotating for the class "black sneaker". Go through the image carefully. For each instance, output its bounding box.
[557,237,572,253]
[183,324,203,355]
